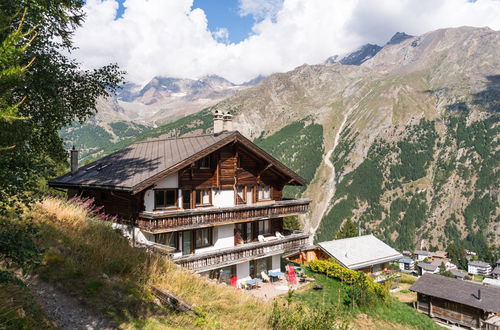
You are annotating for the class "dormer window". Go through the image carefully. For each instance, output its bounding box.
[199,156,211,169]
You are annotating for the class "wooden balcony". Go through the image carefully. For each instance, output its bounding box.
[173,232,310,272]
[137,199,311,233]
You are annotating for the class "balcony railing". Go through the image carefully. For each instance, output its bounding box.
[137,199,311,233]
[174,232,310,272]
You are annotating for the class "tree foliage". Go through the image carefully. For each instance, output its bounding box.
[0,0,123,212]
[0,0,123,284]
[336,218,358,239]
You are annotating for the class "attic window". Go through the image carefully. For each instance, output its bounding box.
[257,184,271,201]
[199,156,210,169]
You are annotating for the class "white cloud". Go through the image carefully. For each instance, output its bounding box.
[72,0,500,84]
[238,0,284,21]
[212,28,230,44]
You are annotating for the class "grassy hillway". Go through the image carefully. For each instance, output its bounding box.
[0,197,438,329]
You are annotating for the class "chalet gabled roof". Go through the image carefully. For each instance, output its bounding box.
[317,234,402,270]
[410,273,500,313]
[48,131,306,193]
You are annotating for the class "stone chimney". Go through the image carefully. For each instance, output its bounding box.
[223,112,233,131]
[70,146,79,175]
[213,110,224,134]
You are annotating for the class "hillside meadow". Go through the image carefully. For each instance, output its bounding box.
[1,197,439,329]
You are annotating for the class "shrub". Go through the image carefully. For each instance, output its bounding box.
[308,259,388,308]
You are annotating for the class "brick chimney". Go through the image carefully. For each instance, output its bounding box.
[223,112,233,131]
[70,146,79,175]
[213,110,224,134]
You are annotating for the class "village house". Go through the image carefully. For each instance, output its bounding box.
[48,112,311,287]
[414,249,448,261]
[468,260,492,276]
[450,269,469,280]
[398,257,415,273]
[417,258,457,276]
[287,234,402,282]
[411,273,500,329]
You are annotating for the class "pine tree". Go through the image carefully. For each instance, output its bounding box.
[336,218,358,239]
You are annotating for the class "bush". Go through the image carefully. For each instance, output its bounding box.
[308,259,388,308]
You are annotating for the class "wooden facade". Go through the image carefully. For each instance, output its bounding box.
[411,274,500,330]
[416,293,494,329]
[137,199,310,233]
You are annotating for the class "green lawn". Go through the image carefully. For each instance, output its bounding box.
[292,267,440,330]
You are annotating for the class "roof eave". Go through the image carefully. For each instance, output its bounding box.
[48,181,132,192]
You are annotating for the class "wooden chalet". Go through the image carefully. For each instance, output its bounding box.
[411,273,500,329]
[49,112,311,286]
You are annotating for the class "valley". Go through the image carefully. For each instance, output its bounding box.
[61,27,499,263]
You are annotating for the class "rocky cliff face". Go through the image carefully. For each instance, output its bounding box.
[61,75,248,160]
[210,26,499,258]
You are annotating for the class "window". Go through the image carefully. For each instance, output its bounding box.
[195,228,212,248]
[195,189,211,206]
[199,156,211,169]
[257,184,271,201]
[250,257,272,278]
[236,186,246,204]
[155,189,177,209]
[155,232,178,249]
[235,222,253,244]
[258,220,271,236]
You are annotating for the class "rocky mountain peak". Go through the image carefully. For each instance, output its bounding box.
[386,32,413,45]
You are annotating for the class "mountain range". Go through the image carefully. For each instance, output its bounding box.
[61,27,499,262]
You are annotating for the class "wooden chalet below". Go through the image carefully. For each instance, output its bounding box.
[173,232,310,272]
[137,198,311,233]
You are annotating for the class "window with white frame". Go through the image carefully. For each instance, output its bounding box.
[257,184,271,201]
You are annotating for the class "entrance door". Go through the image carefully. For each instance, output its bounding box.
[182,190,191,209]
[182,231,193,255]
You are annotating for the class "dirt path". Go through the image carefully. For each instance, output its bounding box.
[29,277,117,330]
[307,107,353,243]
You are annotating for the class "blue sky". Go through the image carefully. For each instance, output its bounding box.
[193,0,255,43]
[113,0,255,43]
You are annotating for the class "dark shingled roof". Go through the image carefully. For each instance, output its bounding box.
[49,131,306,193]
[410,273,500,313]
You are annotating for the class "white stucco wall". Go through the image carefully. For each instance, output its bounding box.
[236,261,250,286]
[271,254,281,273]
[143,173,179,211]
[212,189,235,208]
[195,224,235,254]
